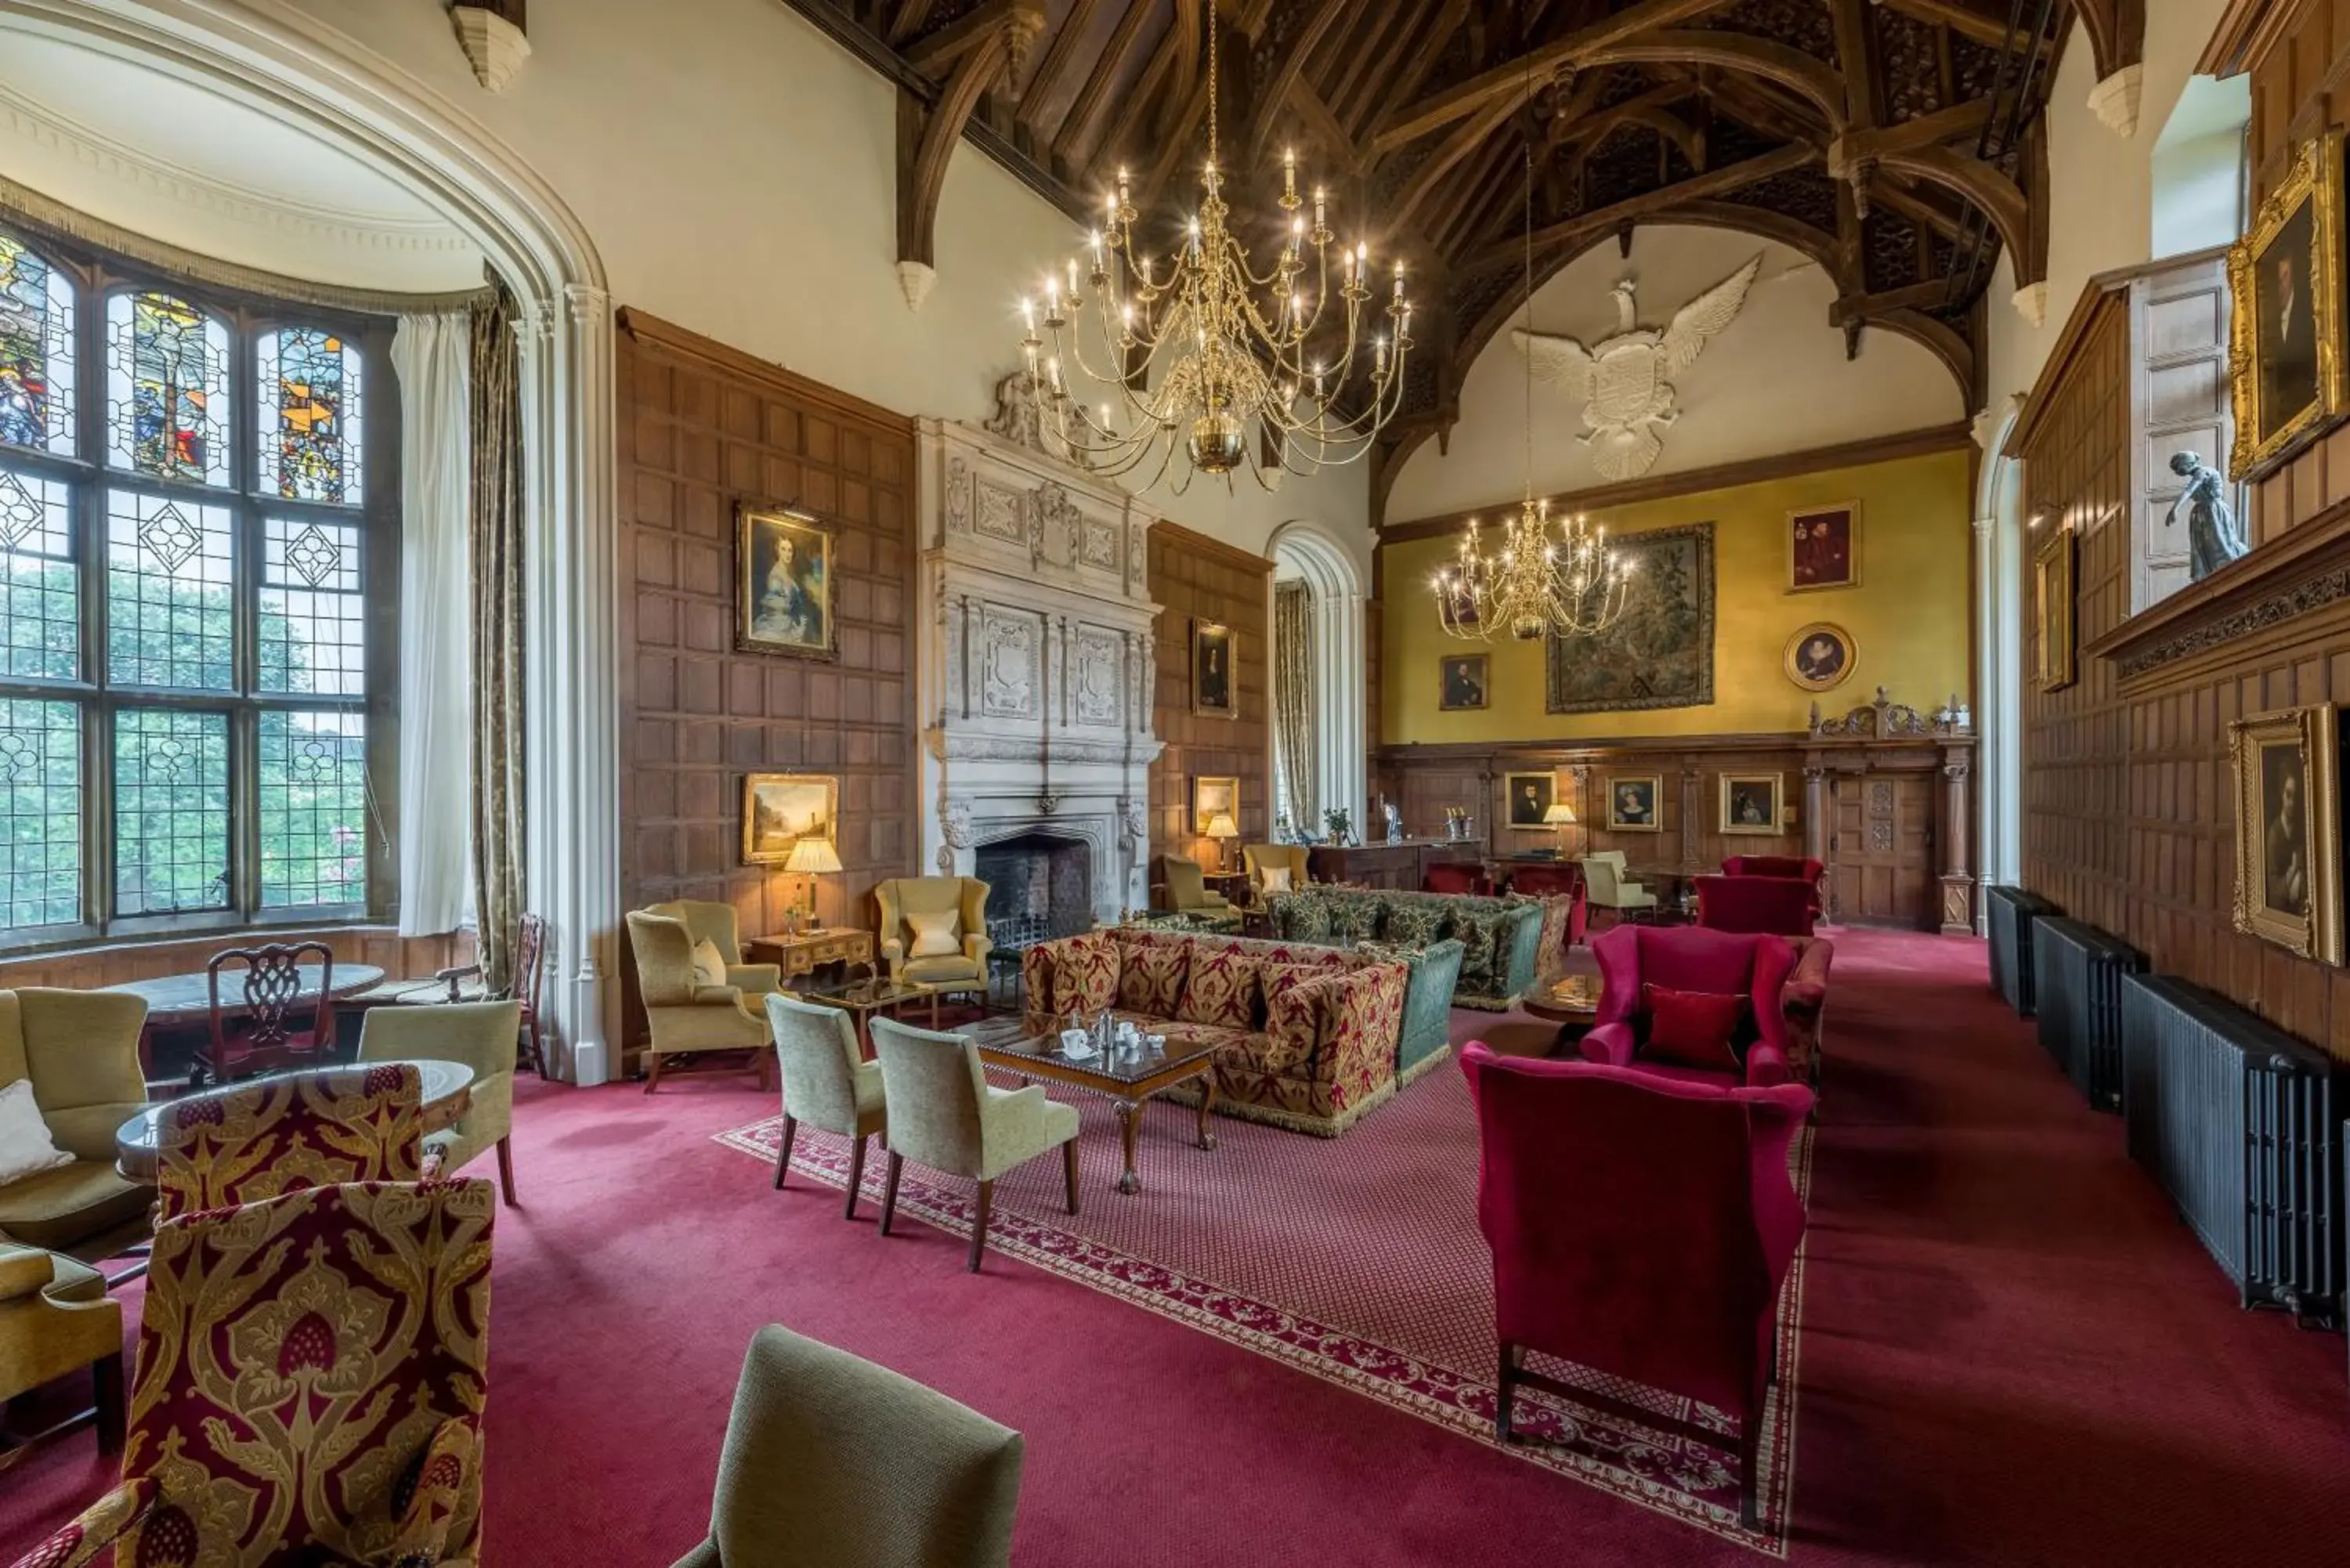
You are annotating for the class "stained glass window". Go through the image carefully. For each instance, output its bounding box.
[106,291,231,486]
[0,235,74,457]
[260,517,364,695]
[106,489,234,688]
[258,327,363,504]
[0,464,76,681]
[0,699,78,930]
[113,707,230,917]
[259,710,367,908]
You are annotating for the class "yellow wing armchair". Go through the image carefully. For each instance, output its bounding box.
[873,877,992,989]
[0,987,153,1256]
[1244,844,1310,901]
[627,908,776,1093]
[642,898,783,997]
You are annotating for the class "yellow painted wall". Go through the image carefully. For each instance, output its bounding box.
[1381,446,1974,742]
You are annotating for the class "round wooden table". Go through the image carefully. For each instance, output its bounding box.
[1522,973,1603,1053]
[102,963,388,1029]
[112,1057,474,1182]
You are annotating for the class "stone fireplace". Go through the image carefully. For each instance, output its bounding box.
[972,830,1094,949]
[914,392,1163,926]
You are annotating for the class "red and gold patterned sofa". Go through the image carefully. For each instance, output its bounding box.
[1022,927,1409,1137]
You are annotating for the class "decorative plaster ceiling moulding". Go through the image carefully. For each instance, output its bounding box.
[450,3,530,92]
[2088,63,2145,137]
[0,78,474,259]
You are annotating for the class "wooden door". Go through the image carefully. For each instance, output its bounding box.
[1827,771,1936,928]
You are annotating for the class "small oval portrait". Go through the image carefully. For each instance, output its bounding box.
[1784,622,1856,692]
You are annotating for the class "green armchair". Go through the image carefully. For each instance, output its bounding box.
[0,987,152,1255]
[874,876,993,992]
[670,1324,1025,1568]
[1159,854,1238,919]
[869,1016,1078,1271]
[359,999,523,1205]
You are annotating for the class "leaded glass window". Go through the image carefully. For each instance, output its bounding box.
[258,327,363,504]
[0,235,74,457]
[106,290,231,486]
[0,220,397,941]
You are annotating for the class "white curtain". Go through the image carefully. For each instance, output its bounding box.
[390,312,473,936]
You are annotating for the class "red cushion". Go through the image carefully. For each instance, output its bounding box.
[1638,984,1747,1074]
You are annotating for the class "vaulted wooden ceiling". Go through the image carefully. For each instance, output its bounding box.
[788,0,2146,497]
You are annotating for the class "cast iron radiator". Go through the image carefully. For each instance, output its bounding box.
[2030,917,2143,1111]
[2120,974,2340,1325]
[1986,885,2055,1015]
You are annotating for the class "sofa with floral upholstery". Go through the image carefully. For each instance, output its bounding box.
[1021,928,1412,1137]
[1263,886,1573,1010]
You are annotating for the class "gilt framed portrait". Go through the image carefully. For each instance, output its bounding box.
[2034,529,2076,692]
[1505,771,1556,829]
[1784,623,1856,693]
[1787,502,1858,592]
[1720,773,1784,836]
[1191,620,1236,718]
[742,774,838,866]
[1192,775,1239,836]
[738,504,836,659]
[1606,774,1663,833]
[1440,653,1490,710]
[2229,705,2344,965]
[2229,132,2348,477]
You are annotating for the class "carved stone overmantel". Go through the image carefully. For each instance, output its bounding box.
[916,414,1163,923]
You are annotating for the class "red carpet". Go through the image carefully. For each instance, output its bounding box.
[8,929,2350,1566]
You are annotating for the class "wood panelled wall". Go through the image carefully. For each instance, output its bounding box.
[1149,522,1271,864]
[2009,6,2350,1053]
[616,311,920,1041]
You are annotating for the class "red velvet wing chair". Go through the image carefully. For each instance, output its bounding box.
[8,1178,495,1568]
[155,1062,428,1220]
[1422,862,1495,897]
[1580,925,1799,1088]
[1695,874,1817,936]
[1459,1044,1813,1528]
[1721,855,1825,920]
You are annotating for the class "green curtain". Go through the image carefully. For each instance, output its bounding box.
[469,284,527,992]
[1274,580,1317,835]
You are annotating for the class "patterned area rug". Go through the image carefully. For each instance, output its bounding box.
[716,1055,1810,1554]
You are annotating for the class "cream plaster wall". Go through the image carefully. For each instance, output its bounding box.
[1383,226,1964,525]
[262,0,1368,567]
[1980,0,2233,412]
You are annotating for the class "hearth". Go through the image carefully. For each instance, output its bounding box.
[975,831,1094,948]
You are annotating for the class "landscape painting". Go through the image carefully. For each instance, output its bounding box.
[742,773,838,865]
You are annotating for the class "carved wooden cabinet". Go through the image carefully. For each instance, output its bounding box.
[743,928,875,977]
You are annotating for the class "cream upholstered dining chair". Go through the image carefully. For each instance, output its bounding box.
[359,999,525,1205]
[867,1016,1078,1272]
[873,877,992,994]
[765,992,888,1219]
[1580,852,1659,922]
[1244,842,1310,901]
[669,1324,1025,1568]
[627,907,777,1093]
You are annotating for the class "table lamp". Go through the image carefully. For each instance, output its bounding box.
[1542,800,1578,858]
[783,836,842,931]
[1204,811,1239,873]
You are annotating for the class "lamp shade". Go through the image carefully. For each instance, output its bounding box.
[1542,802,1578,826]
[783,836,843,874]
[1204,812,1240,840]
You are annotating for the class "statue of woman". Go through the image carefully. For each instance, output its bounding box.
[2166,451,2248,580]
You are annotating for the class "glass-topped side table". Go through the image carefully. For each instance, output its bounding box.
[785,974,937,1053]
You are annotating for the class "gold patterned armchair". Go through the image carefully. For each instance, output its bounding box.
[7,1179,495,1568]
[0,988,153,1255]
[628,906,778,1093]
[154,1063,426,1222]
[1244,844,1311,902]
[873,877,992,992]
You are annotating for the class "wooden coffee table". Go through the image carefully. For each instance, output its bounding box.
[1522,972,1603,1053]
[786,974,935,1053]
[963,1015,1220,1195]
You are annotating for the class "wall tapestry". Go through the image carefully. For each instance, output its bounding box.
[1544,521,1714,713]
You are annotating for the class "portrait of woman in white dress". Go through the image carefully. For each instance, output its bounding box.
[738,505,834,658]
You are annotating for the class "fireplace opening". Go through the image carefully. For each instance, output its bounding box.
[974,831,1094,952]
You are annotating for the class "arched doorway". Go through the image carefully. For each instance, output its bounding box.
[21,0,620,1071]
[1267,520,1368,840]
[1974,396,2027,918]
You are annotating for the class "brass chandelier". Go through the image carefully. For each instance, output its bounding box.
[1019,16,1412,492]
[1434,130,1632,642]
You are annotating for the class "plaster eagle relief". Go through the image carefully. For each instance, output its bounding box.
[1511,255,1763,482]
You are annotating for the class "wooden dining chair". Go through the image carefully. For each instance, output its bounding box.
[196,941,335,1086]
[428,912,554,1078]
